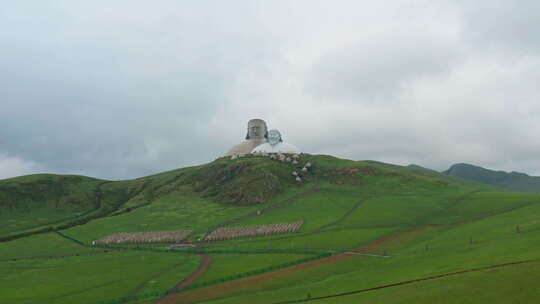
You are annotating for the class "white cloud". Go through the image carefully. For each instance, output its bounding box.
[0,155,40,179]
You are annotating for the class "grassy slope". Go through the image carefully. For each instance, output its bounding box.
[2,154,540,304]
[0,156,306,241]
[0,232,103,260]
[192,253,314,284]
[0,251,199,304]
[0,156,317,303]
[0,174,103,235]
[443,163,540,193]
[317,261,540,304]
[194,193,540,304]
[65,186,257,242]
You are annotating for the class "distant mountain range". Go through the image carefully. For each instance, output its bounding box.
[409,163,540,193]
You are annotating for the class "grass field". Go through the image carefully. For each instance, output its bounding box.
[187,198,540,304]
[0,174,104,236]
[65,187,257,243]
[192,253,314,284]
[1,154,540,304]
[1,208,87,235]
[0,232,103,260]
[0,251,199,304]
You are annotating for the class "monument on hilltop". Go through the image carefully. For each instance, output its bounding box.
[225,119,268,156]
[252,129,300,154]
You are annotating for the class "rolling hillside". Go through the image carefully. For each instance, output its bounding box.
[1,154,540,304]
[443,163,540,193]
[0,174,104,236]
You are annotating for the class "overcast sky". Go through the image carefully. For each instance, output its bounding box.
[1,1,540,180]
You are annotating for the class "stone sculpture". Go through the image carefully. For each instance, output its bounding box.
[225,119,268,156]
[252,129,300,154]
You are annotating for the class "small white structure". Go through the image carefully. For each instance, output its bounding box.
[252,129,301,154]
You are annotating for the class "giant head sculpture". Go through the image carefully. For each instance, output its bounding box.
[267,129,283,146]
[245,119,268,140]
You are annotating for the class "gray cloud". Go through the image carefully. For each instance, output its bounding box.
[460,0,540,53]
[2,1,540,179]
[0,154,40,179]
[1,1,280,179]
[306,34,461,102]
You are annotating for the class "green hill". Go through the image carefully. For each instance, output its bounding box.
[0,156,305,241]
[443,163,540,193]
[0,174,104,236]
[1,154,540,304]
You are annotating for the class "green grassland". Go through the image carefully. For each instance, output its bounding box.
[65,187,258,243]
[1,154,540,304]
[0,251,199,304]
[0,232,102,260]
[192,253,314,284]
[0,174,103,235]
[195,194,540,304]
[316,261,540,304]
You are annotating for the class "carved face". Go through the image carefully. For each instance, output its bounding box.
[246,119,267,140]
[267,129,282,146]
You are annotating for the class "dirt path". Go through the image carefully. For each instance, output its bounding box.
[349,226,431,253]
[155,254,213,304]
[166,253,350,303]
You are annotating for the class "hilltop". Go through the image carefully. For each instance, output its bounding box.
[407,163,540,193]
[443,163,540,193]
[1,154,540,304]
